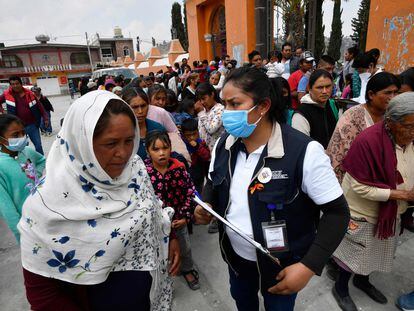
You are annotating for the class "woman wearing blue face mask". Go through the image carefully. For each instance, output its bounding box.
[194,67,350,311]
[0,114,45,241]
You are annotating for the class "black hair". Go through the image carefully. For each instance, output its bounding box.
[97,75,106,87]
[347,46,360,57]
[295,46,304,51]
[121,87,149,105]
[268,50,282,62]
[126,77,143,88]
[8,76,22,84]
[399,67,414,91]
[0,114,24,138]
[352,53,371,69]
[104,83,115,91]
[195,82,216,99]
[365,71,400,103]
[345,73,353,84]
[114,76,124,84]
[145,130,171,151]
[282,42,292,50]
[308,69,333,89]
[180,98,195,115]
[224,67,286,123]
[248,50,261,62]
[165,89,179,113]
[181,118,199,132]
[94,99,136,138]
[193,61,199,68]
[202,59,208,65]
[147,84,167,101]
[319,55,335,66]
[269,77,292,110]
[366,48,380,59]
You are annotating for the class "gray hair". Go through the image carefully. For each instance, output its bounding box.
[385,92,414,122]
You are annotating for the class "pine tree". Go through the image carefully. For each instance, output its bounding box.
[171,2,188,51]
[314,0,325,60]
[351,0,370,52]
[183,2,189,51]
[327,0,343,61]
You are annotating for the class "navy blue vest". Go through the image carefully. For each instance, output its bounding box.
[210,124,317,291]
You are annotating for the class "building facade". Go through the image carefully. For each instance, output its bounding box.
[0,37,100,96]
[185,0,273,65]
[91,27,134,66]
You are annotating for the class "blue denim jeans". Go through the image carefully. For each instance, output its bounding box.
[40,111,52,133]
[25,124,44,155]
[228,257,297,311]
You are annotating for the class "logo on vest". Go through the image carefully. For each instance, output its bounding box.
[271,170,289,180]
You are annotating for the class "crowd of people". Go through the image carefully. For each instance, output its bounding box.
[0,42,413,311]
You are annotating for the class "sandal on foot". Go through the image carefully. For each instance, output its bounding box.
[182,270,200,290]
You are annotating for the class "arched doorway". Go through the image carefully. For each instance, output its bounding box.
[210,6,227,58]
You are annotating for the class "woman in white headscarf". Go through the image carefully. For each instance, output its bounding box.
[18,90,180,311]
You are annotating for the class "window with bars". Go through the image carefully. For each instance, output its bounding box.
[2,55,23,68]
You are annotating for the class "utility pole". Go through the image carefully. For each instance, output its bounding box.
[85,32,94,73]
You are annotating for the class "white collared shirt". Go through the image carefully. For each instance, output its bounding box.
[209,123,343,261]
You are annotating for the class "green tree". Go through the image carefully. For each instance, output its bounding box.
[171,2,188,51]
[183,2,188,51]
[277,0,306,48]
[314,0,325,60]
[351,0,370,52]
[327,0,343,60]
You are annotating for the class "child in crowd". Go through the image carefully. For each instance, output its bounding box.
[173,98,196,126]
[0,114,45,241]
[180,118,211,193]
[341,73,353,99]
[144,130,200,290]
[194,83,225,152]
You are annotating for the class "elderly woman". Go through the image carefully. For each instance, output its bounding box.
[332,92,414,311]
[327,72,400,183]
[18,91,180,311]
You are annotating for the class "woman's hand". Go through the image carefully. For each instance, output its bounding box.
[268,262,315,295]
[168,238,181,276]
[194,205,213,224]
[194,101,204,114]
[390,188,414,201]
[172,219,187,229]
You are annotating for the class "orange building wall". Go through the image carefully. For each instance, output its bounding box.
[186,0,256,64]
[366,0,414,73]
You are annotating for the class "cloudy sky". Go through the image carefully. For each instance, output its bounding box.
[0,0,361,53]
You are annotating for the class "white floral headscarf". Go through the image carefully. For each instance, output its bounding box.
[18,90,173,309]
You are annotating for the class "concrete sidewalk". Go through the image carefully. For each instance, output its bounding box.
[0,95,412,310]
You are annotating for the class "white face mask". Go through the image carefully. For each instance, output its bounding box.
[1,135,28,152]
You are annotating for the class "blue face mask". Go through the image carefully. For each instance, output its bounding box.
[1,136,28,152]
[222,106,262,138]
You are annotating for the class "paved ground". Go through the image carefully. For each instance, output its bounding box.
[0,95,412,310]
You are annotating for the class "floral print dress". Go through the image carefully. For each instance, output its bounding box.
[145,158,197,222]
[198,103,225,151]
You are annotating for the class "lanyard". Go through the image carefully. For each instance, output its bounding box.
[266,203,283,222]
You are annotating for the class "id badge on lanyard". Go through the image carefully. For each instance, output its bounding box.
[261,203,289,253]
